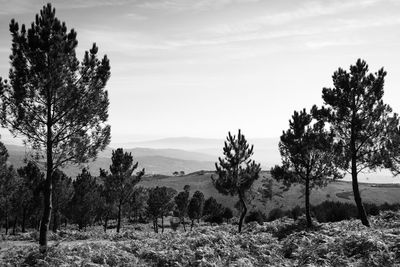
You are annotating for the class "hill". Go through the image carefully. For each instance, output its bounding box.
[139,171,400,214]
[3,144,215,177]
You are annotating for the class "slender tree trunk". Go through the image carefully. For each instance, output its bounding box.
[40,119,53,252]
[117,202,122,233]
[182,217,186,232]
[305,177,312,228]
[103,216,108,233]
[238,192,247,233]
[12,215,18,235]
[64,218,67,228]
[153,218,158,233]
[350,126,370,227]
[52,209,59,233]
[21,207,27,233]
[161,216,164,233]
[5,204,8,235]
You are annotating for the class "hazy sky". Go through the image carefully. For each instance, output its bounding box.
[0,0,399,144]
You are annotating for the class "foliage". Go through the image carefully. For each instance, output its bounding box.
[222,207,233,223]
[147,186,177,233]
[271,108,342,227]
[245,210,267,225]
[69,169,100,230]
[174,188,190,231]
[213,129,261,232]
[51,169,73,232]
[313,59,399,227]
[0,3,111,249]
[3,211,400,266]
[102,148,145,233]
[127,187,149,223]
[203,197,225,224]
[187,191,205,228]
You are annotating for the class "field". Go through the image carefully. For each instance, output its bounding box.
[1,211,400,266]
[140,171,400,214]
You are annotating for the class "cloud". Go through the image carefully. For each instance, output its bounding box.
[208,0,384,35]
[137,0,259,11]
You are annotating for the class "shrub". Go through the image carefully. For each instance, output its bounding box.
[267,208,285,222]
[290,206,303,221]
[245,210,267,225]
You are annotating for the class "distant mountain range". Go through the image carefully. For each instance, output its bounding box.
[3,137,399,183]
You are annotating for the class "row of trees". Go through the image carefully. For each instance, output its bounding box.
[0,143,236,235]
[211,59,400,232]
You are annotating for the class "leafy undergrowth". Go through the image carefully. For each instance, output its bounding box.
[2,211,400,266]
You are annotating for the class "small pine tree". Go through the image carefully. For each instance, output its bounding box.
[212,130,261,233]
[187,191,205,229]
[271,108,342,227]
[174,188,190,231]
[104,148,144,233]
[147,186,176,233]
[69,169,100,230]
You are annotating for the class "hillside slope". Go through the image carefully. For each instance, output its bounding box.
[139,171,400,213]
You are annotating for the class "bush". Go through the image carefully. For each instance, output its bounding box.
[169,217,180,231]
[267,208,286,222]
[290,206,303,221]
[245,210,267,225]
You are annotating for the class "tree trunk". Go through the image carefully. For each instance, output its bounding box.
[103,216,108,233]
[161,216,164,233]
[305,177,312,228]
[182,217,186,232]
[21,207,27,233]
[238,192,247,233]
[40,121,53,252]
[5,205,8,235]
[153,218,158,233]
[52,209,59,233]
[350,126,370,227]
[117,202,122,233]
[12,215,18,235]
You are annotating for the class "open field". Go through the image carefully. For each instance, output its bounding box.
[1,211,400,266]
[140,171,400,214]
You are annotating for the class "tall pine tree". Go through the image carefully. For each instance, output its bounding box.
[313,59,399,226]
[0,4,110,250]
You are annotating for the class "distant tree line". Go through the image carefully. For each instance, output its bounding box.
[0,145,237,235]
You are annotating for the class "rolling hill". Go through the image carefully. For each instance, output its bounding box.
[3,144,216,177]
[139,171,400,214]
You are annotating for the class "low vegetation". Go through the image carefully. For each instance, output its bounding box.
[1,211,400,266]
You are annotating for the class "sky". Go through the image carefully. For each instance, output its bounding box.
[0,0,399,145]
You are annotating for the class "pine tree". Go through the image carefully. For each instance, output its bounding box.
[187,190,204,226]
[0,4,110,250]
[174,188,190,231]
[313,59,399,227]
[69,169,100,230]
[271,108,342,227]
[51,169,73,232]
[16,162,44,232]
[212,130,261,233]
[104,148,144,233]
[147,186,176,233]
